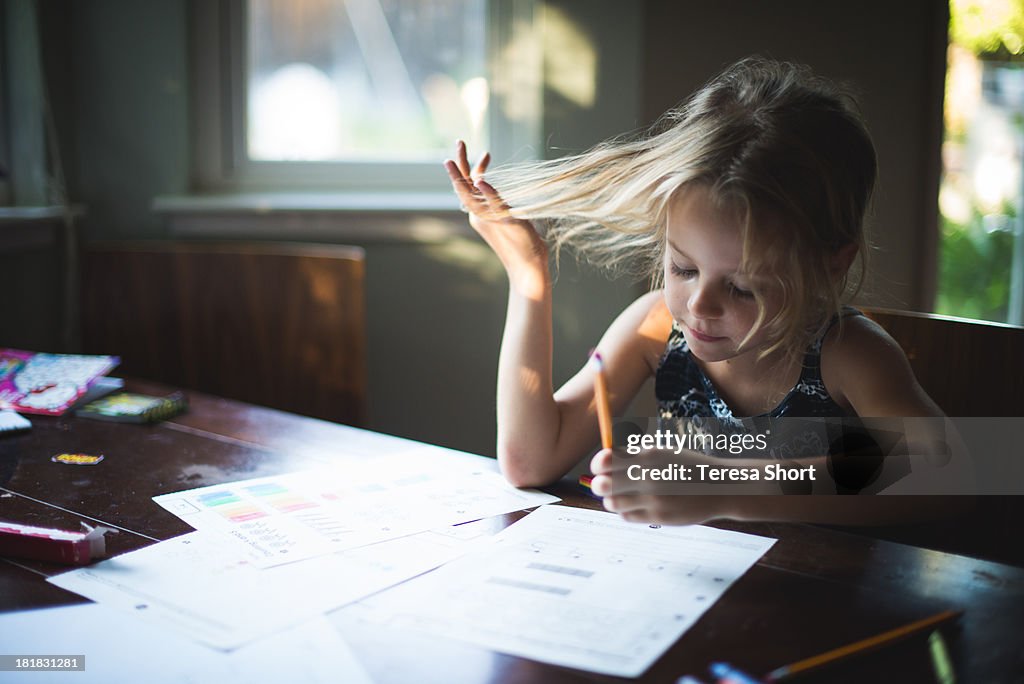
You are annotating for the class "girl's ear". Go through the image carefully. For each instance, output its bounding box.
[829,242,858,280]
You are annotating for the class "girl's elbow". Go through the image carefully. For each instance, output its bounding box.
[496,443,554,488]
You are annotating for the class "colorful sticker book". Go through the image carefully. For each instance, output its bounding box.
[0,349,119,416]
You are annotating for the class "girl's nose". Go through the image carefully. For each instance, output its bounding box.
[688,283,723,319]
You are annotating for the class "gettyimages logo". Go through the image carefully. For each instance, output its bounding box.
[604,416,1006,496]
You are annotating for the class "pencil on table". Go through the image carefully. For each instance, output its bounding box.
[764,608,963,682]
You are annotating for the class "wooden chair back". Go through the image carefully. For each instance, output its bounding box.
[80,241,367,426]
[856,308,1024,566]
[864,307,1024,417]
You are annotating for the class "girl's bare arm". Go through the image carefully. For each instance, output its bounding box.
[446,142,667,486]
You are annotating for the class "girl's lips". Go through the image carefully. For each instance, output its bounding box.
[686,325,726,342]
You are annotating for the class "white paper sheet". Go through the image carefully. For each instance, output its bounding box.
[0,603,371,684]
[152,456,558,567]
[47,523,488,650]
[339,505,776,678]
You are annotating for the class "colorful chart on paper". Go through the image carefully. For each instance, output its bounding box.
[153,459,558,568]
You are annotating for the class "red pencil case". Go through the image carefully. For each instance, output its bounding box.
[0,520,116,565]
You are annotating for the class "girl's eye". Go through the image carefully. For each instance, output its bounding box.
[670,263,697,278]
[730,284,755,299]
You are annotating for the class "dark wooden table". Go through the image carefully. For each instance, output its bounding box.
[2,380,1022,683]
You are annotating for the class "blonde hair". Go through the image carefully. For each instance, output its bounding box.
[487,57,877,360]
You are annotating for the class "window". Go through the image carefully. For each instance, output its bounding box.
[940,0,1024,324]
[191,0,539,195]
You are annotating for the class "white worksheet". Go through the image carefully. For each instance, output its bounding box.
[152,456,558,567]
[0,603,371,684]
[339,505,776,678]
[47,522,492,651]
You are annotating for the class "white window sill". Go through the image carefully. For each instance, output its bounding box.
[152,192,474,243]
[0,205,85,224]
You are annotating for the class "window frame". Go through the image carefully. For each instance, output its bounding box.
[189,0,539,195]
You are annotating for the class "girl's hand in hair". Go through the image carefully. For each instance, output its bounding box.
[445,140,550,300]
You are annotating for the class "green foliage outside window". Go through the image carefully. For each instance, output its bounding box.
[938,0,1024,322]
[938,212,1013,321]
[950,0,1024,58]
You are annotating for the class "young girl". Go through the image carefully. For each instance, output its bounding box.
[444,57,945,526]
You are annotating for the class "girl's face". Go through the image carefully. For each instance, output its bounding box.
[662,186,781,363]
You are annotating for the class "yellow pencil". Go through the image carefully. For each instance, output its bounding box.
[765,609,962,681]
[592,351,614,450]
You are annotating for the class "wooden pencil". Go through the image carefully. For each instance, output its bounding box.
[764,609,963,681]
[592,351,614,450]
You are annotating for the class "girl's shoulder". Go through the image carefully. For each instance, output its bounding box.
[635,289,674,333]
[608,290,674,373]
[821,312,902,364]
[820,312,943,417]
[639,289,674,339]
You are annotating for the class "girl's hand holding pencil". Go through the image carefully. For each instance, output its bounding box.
[589,447,732,526]
[444,141,550,300]
[588,351,731,525]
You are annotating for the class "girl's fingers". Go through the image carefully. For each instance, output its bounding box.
[590,448,613,475]
[590,448,634,477]
[590,474,612,496]
[606,493,718,526]
[455,140,472,178]
[604,496,666,525]
[447,147,517,224]
[592,473,642,498]
[444,162,475,197]
[444,159,468,187]
[472,179,509,218]
[620,510,653,524]
[603,494,646,515]
[474,179,512,218]
[472,151,491,180]
[445,160,483,210]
